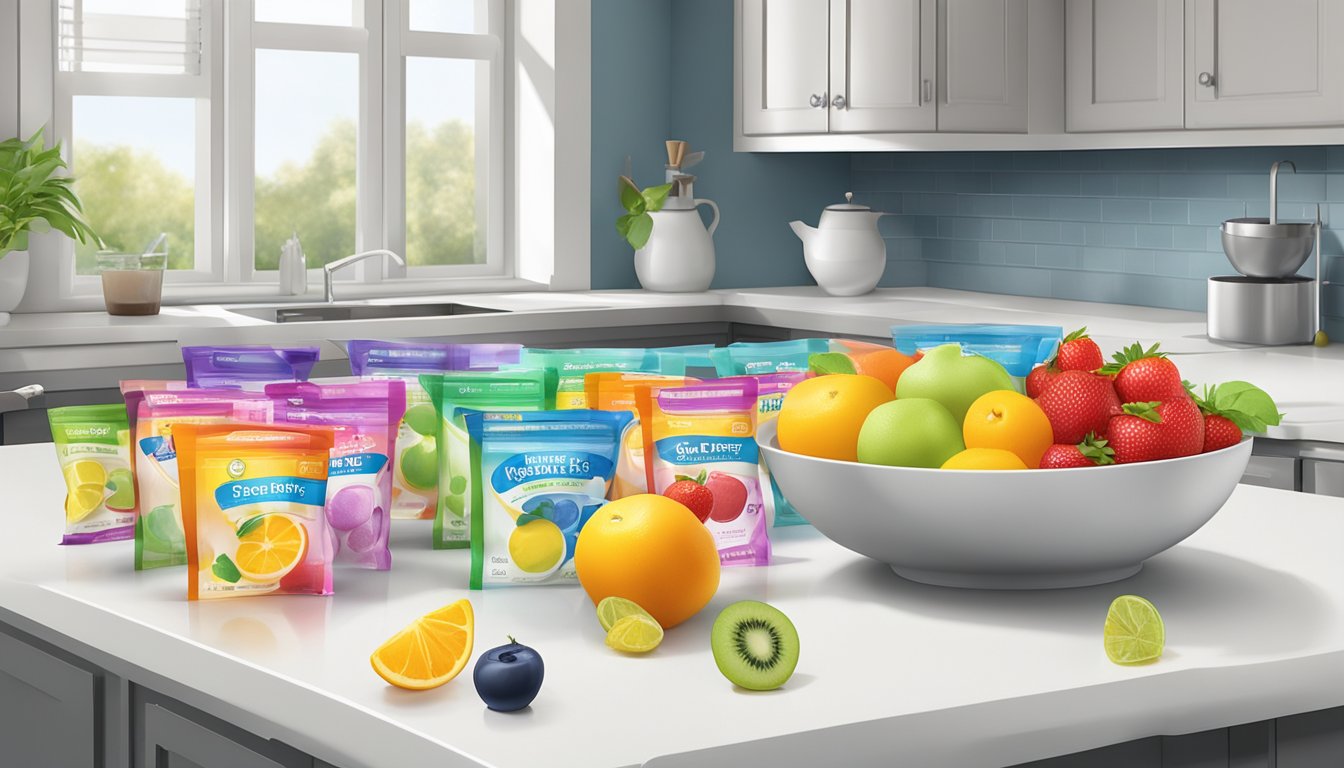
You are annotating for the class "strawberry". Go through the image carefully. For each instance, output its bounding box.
[1054,327,1104,372]
[663,471,713,523]
[1189,381,1283,453]
[1033,370,1123,444]
[1202,414,1242,453]
[1099,342,1186,402]
[1025,363,1060,398]
[1106,396,1205,464]
[1039,434,1116,469]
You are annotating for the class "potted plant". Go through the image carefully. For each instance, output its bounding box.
[0,127,101,322]
[617,175,718,293]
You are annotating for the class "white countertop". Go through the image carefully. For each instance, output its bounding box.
[2,442,1342,768]
[3,286,1343,443]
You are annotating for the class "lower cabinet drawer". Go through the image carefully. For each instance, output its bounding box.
[136,688,310,768]
[1302,459,1344,497]
[0,628,99,768]
[1241,455,1298,491]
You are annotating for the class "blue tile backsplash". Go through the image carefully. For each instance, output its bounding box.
[851,148,1343,337]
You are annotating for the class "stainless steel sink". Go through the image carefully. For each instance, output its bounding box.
[228,302,508,323]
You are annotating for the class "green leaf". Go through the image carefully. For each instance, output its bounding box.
[1098,341,1164,376]
[808,352,857,376]
[235,515,267,538]
[1077,433,1116,465]
[516,512,545,527]
[615,213,637,239]
[624,213,654,250]
[1207,381,1283,433]
[641,183,674,212]
[211,554,242,584]
[1121,401,1163,423]
[1062,326,1089,343]
[618,176,645,214]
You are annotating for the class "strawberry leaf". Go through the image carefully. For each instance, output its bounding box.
[1077,433,1116,465]
[696,469,707,484]
[1121,401,1163,423]
[1205,381,1283,434]
[1098,341,1164,375]
[1062,326,1089,343]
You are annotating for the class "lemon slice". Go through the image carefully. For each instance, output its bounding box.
[606,614,663,654]
[371,599,474,690]
[234,515,308,583]
[596,596,656,633]
[64,460,107,489]
[65,485,105,523]
[1104,595,1164,665]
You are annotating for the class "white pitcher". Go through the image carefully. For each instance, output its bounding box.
[634,199,719,293]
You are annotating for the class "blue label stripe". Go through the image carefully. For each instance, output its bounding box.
[328,452,388,477]
[655,436,758,465]
[490,451,614,493]
[215,476,327,510]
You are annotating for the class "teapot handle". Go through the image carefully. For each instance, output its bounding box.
[693,199,720,237]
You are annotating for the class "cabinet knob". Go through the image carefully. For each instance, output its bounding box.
[831,93,846,110]
[923,79,933,104]
[1198,71,1216,87]
[809,92,827,108]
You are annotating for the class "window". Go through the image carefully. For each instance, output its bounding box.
[51,0,507,296]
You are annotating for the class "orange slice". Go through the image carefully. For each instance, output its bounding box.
[234,514,308,582]
[371,599,474,690]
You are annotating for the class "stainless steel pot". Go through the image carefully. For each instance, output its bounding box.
[1220,218,1314,278]
[1207,275,1316,345]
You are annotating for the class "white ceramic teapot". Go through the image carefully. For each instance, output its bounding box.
[790,192,890,296]
[634,198,719,293]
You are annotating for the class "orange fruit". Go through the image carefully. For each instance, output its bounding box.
[833,340,918,394]
[234,514,308,582]
[574,495,720,629]
[941,448,1028,470]
[962,390,1054,468]
[371,599,474,690]
[776,374,893,461]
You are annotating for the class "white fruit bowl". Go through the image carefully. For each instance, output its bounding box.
[757,420,1252,590]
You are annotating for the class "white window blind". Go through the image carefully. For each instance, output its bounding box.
[58,0,203,75]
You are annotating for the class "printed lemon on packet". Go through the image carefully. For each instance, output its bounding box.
[49,404,136,544]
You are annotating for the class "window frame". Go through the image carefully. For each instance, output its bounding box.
[52,0,512,298]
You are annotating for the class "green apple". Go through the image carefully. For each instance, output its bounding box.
[857,399,965,468]
[400,437,438,490]
[895,344,1015,424]
[403,403,439,437]
[105,468,136,511]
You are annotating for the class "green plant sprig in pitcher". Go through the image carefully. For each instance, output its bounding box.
[615,176,673,251]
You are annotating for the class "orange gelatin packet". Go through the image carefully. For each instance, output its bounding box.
[583,372,696,499]
[176,424,335,600]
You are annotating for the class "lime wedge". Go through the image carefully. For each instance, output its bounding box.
[596,596,655,633]
[1104,595,1164,665]
[606,614,663,654]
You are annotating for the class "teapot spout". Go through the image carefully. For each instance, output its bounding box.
[789,220,817,244]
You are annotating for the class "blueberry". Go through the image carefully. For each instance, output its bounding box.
[473,638,543,712]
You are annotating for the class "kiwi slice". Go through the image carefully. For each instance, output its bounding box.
[710,600,799,691]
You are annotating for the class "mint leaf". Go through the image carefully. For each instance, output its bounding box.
[618,176,645,214]
[808,352,857,376]
[625,213,653,250]
[236,515,266,538]
[1209,381,1283,434]
[641,183,674,212]
[212,554,242,583]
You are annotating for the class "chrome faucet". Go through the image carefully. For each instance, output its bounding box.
[1269,160,1296,225]
[322,250,406,303]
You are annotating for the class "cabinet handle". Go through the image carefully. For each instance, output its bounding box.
[809,92,827,108]
[831,93,846,110]
[1198,71,1216,87]
[922,79,933,104]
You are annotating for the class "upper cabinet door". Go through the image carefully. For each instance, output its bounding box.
[740,0,831,135]
[1065,0,1184,132]
[936,0,1028,133]
[829,0,937,133]
[1185,0,1344,128]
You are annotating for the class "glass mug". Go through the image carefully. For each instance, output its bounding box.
[97,252,166,316]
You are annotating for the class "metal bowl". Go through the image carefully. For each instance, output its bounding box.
[1221,218,1314,278]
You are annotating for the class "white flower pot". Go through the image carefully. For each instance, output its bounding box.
[0,250,29,326]
[633,199,719,293]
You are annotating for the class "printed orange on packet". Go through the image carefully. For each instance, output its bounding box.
[583,372,696,498]
[176,423,336,600]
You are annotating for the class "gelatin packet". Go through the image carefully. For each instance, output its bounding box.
[135,391,273,570]
[727,371,811,527]
[48,404,136,545]
[177,424,336,600]
[518,348,687,409]
[637,379,770,566]
[267,380,406,569]
[466,410,631,589]
[347,340,522,520]
[708,339,829,377]
[583,372,696,499]
[181,345,320,388]
[420,369,557,550]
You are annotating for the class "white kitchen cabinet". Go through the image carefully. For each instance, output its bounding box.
[1185,0,1344,129]
[1065,0,1184,132]
[0,628,99,767]
[828,0,936,133]
[740,0,832,135]
[937,0,1028,133]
